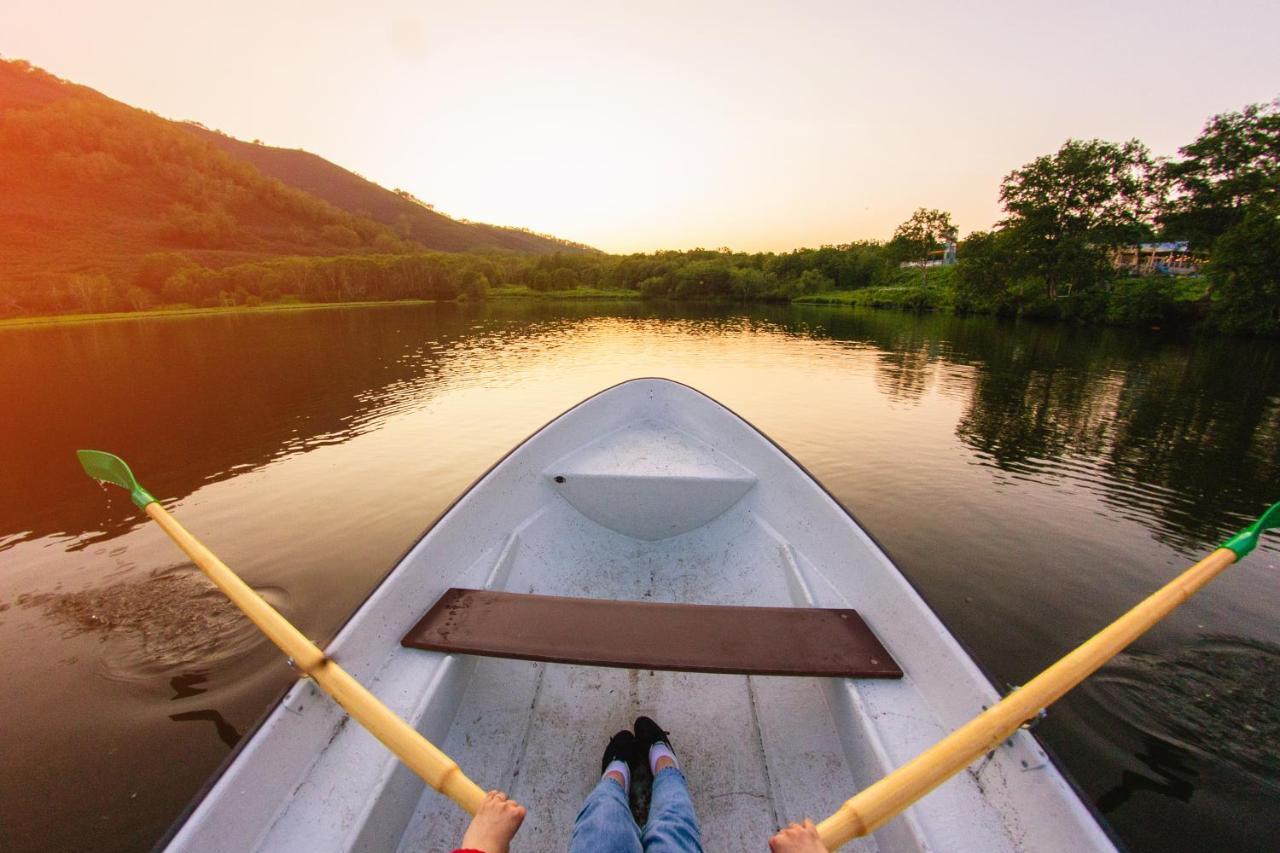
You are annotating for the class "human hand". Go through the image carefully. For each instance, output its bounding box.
[458,790,527,853]
[769,818,826,852]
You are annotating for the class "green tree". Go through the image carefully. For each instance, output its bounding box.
[1206,206,1280,334]
[1161,98,1280,250]
[999,139,1157,297]
[133,252,195,293]
[459,270,490,300]
[890,208,956,286]
[729,267,771,299]
[66,273,119,313]
[672,258,734,298]
[955,230,1018,312]
[795,268,833,295]
[550,267,579,290]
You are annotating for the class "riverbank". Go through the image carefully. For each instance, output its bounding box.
[795,268,1214,329]
[0,298,437,329]
[487,285,641,300]
[0,274,1227,335]
[0,287,642,329]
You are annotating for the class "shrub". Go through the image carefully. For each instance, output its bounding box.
[1105,278,1178,326]
[161,203,236,248]
[1206,208,1280,335]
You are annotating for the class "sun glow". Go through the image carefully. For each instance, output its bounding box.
[5,0,1280,252]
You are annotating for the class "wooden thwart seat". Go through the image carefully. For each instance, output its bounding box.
[401,588,902,678]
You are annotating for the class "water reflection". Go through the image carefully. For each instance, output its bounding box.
[1104,344,1280,549]
[1096,734,1199,814]
[0,304,519,549]
[1,301,1278,853]
[4,305,1275,555]
[169,709,243,750]
[18,565,282,681]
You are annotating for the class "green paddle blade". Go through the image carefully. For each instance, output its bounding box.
[1221,501,1280,559]
[76,450,157,509]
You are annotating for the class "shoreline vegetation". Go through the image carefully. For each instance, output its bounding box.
[0,297,440,329]
[0,284,651,329]
[2,55,1275,336]
[0,272,1214,331]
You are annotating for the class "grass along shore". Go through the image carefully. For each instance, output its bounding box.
[0,297,438,329]
[795,266,1213,329]
[487,285,641,300]
[0,287,641,329]
[0,275,1216,332]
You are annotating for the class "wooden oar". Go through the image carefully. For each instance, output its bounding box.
[815,501,1280,850]
[76,450,487,815]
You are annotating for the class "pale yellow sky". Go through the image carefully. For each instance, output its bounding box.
[6,1,1279,253]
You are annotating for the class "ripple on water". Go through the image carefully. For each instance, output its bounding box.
[1090,636,1280,781]
[22,565,289,684]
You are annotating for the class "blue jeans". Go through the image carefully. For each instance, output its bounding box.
[568,767,704,853]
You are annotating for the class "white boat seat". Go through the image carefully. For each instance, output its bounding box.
[546,420,756,540]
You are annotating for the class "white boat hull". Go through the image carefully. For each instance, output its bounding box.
[165,378,1115,852]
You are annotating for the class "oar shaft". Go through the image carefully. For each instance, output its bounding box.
[144,502,486,814]
[816,546,1239,849]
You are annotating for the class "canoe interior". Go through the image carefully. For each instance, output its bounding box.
[165,379,1114,853]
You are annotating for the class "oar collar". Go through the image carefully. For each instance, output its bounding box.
[1220,501,1280,559]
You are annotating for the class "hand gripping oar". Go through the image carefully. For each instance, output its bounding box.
[815,501,1280,850]
[76,450,487,815]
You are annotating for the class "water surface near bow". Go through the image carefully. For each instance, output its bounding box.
[1,301,1277,851]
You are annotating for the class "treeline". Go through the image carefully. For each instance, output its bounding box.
[952,97,1279,334]
[5,62,1275,335]
[36,253,490,314]
[19,241,908,315]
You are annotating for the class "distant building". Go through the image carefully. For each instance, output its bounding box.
[1112,241,1200,276]
[900,240,957,268]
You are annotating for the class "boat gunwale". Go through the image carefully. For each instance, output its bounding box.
[153,376,1123,851]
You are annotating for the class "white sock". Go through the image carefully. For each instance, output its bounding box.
[603,759,630,790]
[649,742,678,774]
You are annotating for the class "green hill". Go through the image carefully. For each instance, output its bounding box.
[0,59,590,316]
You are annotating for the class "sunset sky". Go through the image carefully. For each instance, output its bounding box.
[6,1,1279,253]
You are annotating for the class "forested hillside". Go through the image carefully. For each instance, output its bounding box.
[0,59,589,316]
[1,57,1273,335]
[0,60,418,313]
[185,126,593,255]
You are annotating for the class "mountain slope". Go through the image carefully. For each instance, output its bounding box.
[186,126,593,255]
[0,59,591,316]
[0,60,423,311]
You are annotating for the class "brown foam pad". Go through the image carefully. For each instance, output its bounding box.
[401,588,902,678]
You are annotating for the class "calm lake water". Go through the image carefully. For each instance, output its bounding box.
[1,301,1277,852]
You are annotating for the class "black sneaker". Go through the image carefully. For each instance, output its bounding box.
[601,729,637,774]
[633,715,672,751]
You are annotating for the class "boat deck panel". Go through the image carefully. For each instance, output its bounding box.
[397,660,874,852]
[401,588,903,678]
